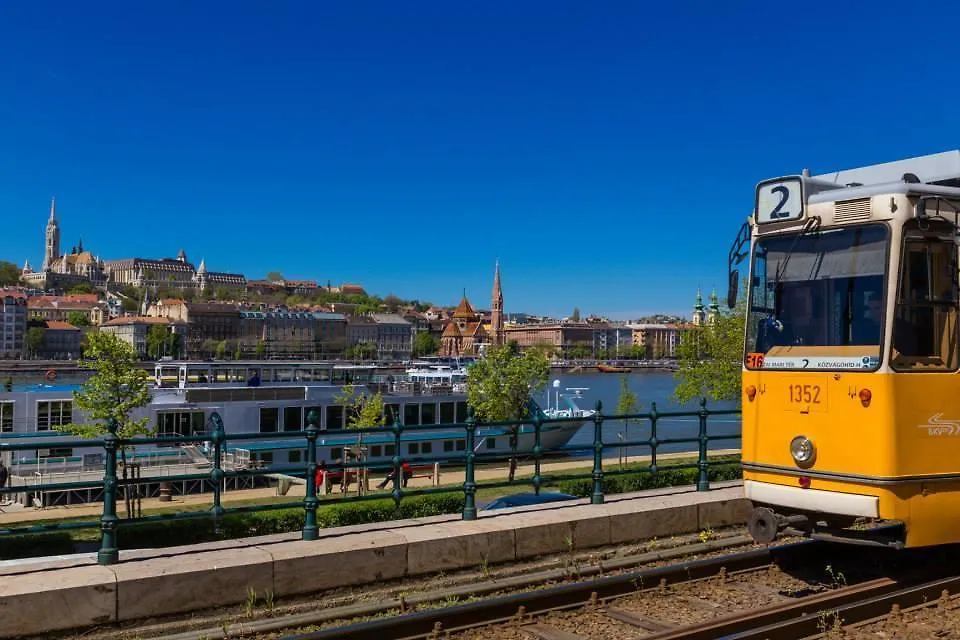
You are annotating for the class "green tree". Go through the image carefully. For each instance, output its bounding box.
[412,332,439,358]
[25,327,45,357]
[466,344,550,481]
[334,385,385,495]
[68,282,95,294]
[629,343,647,360]
[615,373,639,464]
[215,340,227,360]
[673,299,746,405]
[256,340,267,359]
[0,261,20,286]
[57,332,152,518]
[146,324,170,359]
[569,343,592,360]
[234,343,243,361]
[66,311,91,327]
[571,307,581,322]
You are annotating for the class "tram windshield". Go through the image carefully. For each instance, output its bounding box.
[746,224,888,370]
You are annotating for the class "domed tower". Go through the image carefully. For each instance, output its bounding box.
[42,197,60,271]
[692,289,706,327]
[708,288,720,324]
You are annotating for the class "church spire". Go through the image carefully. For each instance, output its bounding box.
[491,260,504,347]
[48,196,56,223]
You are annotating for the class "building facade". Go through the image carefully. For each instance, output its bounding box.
[238,310,347,359]
[21,199,109,290]
[440,263,504,357]
[369,313,413,360]
[35,321,83,360]
[0,291,27,359]
[27,294,107,326]
[100,316,188,359]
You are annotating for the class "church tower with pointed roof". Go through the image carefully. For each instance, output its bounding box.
[491,261,504,347]
[43,197,60,271]
[692,289,707,327]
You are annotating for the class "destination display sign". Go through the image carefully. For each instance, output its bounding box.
[762,356,878,370]
[756,176,804,224]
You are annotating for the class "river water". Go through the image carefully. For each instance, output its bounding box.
[541,370,741,457]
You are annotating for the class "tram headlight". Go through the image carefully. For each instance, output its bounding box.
[789,436,816,467]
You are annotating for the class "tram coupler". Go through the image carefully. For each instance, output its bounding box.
[747,506,808,544]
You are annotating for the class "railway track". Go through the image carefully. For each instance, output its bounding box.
[277,535,960,640]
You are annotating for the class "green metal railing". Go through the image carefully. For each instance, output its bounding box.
[0,400,741,565]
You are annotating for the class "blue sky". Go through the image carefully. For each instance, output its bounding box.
[2,2,960,319]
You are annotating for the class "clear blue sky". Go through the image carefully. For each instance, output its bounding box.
[2,2,959,319]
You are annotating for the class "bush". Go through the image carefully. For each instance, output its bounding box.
[556,463,742,498]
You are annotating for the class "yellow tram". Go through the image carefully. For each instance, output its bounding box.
[731,151,960,548]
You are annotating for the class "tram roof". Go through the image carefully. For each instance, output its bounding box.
[811,150,960,188]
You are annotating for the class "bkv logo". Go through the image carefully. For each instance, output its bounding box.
[918,413,960,436]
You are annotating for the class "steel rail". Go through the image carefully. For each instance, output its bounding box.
[282,539,823,640]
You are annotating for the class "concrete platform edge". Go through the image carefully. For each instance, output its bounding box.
[0,482,749,637]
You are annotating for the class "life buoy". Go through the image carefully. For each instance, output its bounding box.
[45,370,56,382]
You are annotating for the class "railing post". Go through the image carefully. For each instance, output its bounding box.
[697,398,710,491]
[649,402,659,478]
[209,412,226,528]
[302,409,320,541]
[591,400,604,505]
[532,414,543,496]
[390,417,403,516]
[98,418,119,566]
[462,409,477,520]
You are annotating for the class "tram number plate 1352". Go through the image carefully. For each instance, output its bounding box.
[787,382,825,411]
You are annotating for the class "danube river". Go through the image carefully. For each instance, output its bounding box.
[541,370,741,457]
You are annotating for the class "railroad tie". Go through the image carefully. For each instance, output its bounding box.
[521,623,589,640]
[605,607,677,632]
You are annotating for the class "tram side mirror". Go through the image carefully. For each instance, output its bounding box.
[727,270,739,309]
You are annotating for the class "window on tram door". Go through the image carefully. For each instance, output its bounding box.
[283,407,303,431]
[455,401,468,423]
[439,402,455,424]
[404,404,420,426]
[421,403,436,425]
[259,408,279,433]
[384,404,401,425]
[745,224,888,370]
[0,402,12,433]
[326,405,344,430]
[36,400,72,431]
[892,221,959,371]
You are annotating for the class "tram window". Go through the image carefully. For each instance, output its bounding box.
[283,407,303,431]
[259,408,279,433]
[455,401,468,423]
[892,229,959,371]
[444,441,454,452]
[408,443,420,455]
[385,445,396,456]
[421,403,437,425]
[439,402,455,424]
[371,445,382,457]
[457,439,466,451]
[422,442,433,454]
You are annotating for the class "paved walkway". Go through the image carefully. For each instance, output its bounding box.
[0,449,740,525]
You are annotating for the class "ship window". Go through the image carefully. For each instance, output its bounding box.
[39,447,73,459]
[156,411,206,439]
[326,405,344,430]
[408,442,420,455]
[371,445,382,457]
[404,404,420,426]
[260,452,274,464]
[384,404,401,425]
[487,438,496,449]
[330,447,343,460]
[385,444,396,457]
[456,439,466,451]
[283,407,303,431]
[289,450,302,464]
[259,408,279,433]
[0,401,13,432]
[456,401,468,423]
[422,442,432,454]
[421,403,436,425]
[439,402,455,424]
[36,400,72,431]
[443,441,454,452]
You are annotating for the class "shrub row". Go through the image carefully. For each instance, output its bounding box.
[555,463,742,498]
